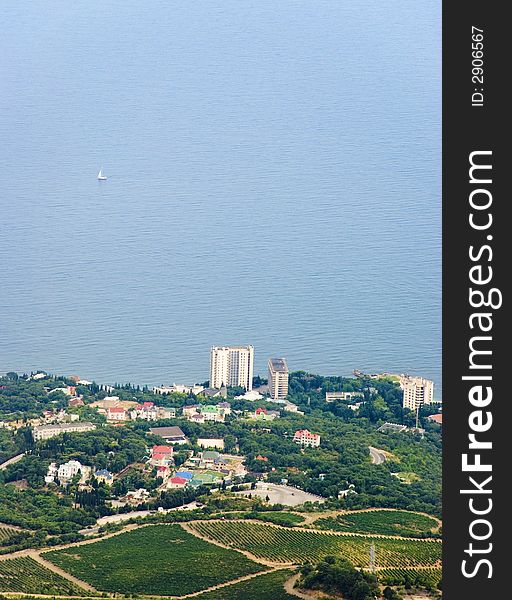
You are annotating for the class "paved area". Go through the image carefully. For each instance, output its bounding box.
[369,446,387,464]
[236,482,324,507]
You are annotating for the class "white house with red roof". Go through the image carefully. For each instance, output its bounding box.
[150,444,174,467]
[293,429,321,448]
[107,406,128,421]
[168,476,188,489]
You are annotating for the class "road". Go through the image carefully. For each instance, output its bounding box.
[236,482,324,507]
[369,446,387,465]
[85,500,201,531]
[0,452,24,470]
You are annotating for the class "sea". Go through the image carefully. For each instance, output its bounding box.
[0,1,441,395]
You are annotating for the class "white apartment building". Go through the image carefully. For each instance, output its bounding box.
[57,460,90,483]
[268,357,289,400]
[33,421,96,441]
[401,375,434,411]
[210,345,254,391]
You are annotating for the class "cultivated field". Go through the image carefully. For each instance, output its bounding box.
[193,569,295,600]
[189,521,442,568]
[0,556,89,595]
[314,510,440,537]
[44,524,265,596]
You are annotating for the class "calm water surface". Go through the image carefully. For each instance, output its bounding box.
[0,1,441,394]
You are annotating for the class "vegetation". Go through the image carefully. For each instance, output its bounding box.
[189,521,442,568]
[0,556,89,595]
[246,512,305,527]
[378,567,442,591]
[315,510,440,538]
[299,556,380,600]
[193,569,295,599]
[45,525,265,595]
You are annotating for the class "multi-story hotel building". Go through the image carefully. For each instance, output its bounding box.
[210,345,254,391]
[401,375,434,411]
[268,357,289,400]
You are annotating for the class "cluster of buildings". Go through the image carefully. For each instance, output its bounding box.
[90,397,175,422]
[45,460,114,487]
[182,402,231,423]
[209,346,290,401]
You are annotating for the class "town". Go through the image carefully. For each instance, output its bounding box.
[0,347,442,599]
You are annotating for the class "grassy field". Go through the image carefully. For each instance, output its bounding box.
[0,556,89,595]
[315,510,439,537]
[192,569,295,600]
[44,524,265,596]
[190,521,442,568]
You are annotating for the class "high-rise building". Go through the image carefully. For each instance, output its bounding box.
[210,345,254,391]
[268,357,289,400]
[401,375,434,411]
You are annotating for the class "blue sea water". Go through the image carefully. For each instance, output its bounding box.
[0,1,441,394]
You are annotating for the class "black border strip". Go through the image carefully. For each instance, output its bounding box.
[443,3,508,597]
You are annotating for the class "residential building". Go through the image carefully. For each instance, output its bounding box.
[401,376,434,411]
[149,426,187,444]
[168,476,188,489]
[201,405,224,422]
[45,462,58,484]
[252,407,279,421]
[182,405,201,418]
[283,401,304,415]
[33,421,96,441]
[95,469,114,485]
[107,406,128,421]
[377,422,408,433]
[234,389,264,401]
[57,460,91,484]
[268,358,289,400]
[210,345,254,391]
[427,413,443,425]
[150,445,174,467]
[68,397,85,408]
[325,391,364,403]
[293,429,321,448]
[153,384,205,395]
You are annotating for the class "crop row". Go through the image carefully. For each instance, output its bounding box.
[315,510,439,537]
[0,556,88,595]
[0,526,17,544]
[189,521,442,568]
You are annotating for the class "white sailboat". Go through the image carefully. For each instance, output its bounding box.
[97,168,107,181]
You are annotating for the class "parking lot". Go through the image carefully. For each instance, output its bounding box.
[236,482,325,507]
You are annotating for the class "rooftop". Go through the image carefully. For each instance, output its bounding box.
[269,357,289,373]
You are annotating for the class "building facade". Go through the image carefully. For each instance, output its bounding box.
[293,429,321,448]
[401,376,435,411]
[33,421,96,441]
[210,345,254,391]
[268,357,289,400]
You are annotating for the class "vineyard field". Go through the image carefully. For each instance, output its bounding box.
[0,556,89,595]
[193,569,295,600]
[0,525,17,545]
[44,524,265,596]
[190,521,442,568]
[315,510,440,537]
